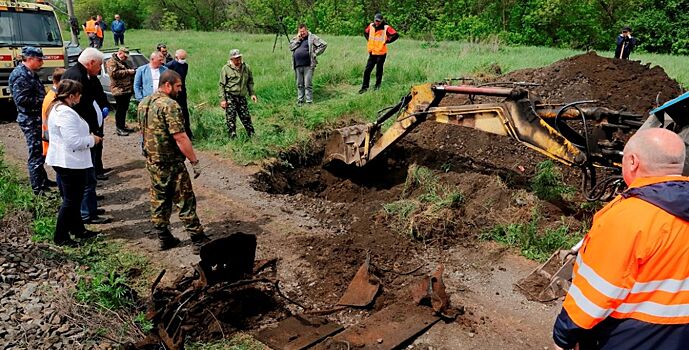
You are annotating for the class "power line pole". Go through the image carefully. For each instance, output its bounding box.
[64,0,79,46]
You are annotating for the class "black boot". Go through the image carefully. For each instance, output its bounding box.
[157,229,181,250]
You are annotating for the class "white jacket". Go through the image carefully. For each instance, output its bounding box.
[45,104,95,169]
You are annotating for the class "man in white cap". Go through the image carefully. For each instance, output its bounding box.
[218,49,257,139]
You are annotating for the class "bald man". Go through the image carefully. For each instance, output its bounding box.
[553,128,689,350]
[166,49,192,139]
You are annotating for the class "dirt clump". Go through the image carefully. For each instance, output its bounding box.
[501,51,682,114]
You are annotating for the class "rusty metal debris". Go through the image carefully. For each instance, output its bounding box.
[256,315,344,350]
[410,264,451,316]
[131,232,287,350]
[337,253,381,307]
[313,302,440,350]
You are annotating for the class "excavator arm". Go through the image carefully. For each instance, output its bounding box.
[325,83,640,169]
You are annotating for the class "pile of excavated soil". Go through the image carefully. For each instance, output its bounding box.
[500,52,682,113]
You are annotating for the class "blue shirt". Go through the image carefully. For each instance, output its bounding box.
[111,20,125,34]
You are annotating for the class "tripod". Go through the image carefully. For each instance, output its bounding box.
[272,17,290,52]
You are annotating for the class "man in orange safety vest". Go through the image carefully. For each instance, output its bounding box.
[358,13,398,94]
[83,16,101,48]
[553,128,689,349]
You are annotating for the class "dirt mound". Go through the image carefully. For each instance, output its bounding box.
[501,51,682,114]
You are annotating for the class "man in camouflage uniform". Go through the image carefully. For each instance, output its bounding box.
[106,47,136,136]
[138,70,209,252]
[219,49,257,139]
[9,47,55,194]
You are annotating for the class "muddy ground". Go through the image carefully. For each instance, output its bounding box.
[0,52,682,349]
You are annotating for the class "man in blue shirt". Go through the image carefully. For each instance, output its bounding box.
[111,14,126,46]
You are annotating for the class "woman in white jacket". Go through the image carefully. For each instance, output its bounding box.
[45,80,102,246]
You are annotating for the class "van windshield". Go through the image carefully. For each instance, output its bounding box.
[0,10,63,47]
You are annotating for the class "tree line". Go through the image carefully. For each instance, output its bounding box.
[62,0,689,54]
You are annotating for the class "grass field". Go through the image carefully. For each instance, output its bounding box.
[95,30,689,163]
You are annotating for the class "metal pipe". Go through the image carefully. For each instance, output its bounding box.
[433,85,515,97]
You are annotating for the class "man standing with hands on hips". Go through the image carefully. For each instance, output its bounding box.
[289,23,327,104]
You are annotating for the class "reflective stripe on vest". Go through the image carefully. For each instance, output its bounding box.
[85,20,97,34]
[367,24,388,55]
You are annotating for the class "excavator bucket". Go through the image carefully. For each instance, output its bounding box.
[323,124,378,166]
[516,249,577,302]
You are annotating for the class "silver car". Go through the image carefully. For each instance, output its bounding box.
[98,49,148,104]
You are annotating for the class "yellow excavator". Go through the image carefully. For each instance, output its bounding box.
[324,82,644,201]
[323,82,647,302]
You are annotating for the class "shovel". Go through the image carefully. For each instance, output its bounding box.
[337,253,381,307]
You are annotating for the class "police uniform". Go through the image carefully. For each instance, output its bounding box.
[9,47,49,194]
[137,90,204,246]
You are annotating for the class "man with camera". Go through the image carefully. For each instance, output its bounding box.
[615,26,637,60]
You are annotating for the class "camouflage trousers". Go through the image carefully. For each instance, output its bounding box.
[18,116,49,194]
[224,95,254,138]
[145,161,203,237]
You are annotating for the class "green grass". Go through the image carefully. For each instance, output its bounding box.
[92,30,689,163]
[530,160,576,202]
[186,334,265,350]
[384,164,464,239]
[0,146,60,241]
[481,210,584,262]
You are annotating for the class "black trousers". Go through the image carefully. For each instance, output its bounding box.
[361,54,387,89]
[176,91,193,140]
[53,166,87,243]
[114,94,131,130]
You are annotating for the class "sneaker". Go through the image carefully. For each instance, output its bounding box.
[54,238,79,247]
[123,126,136,133]
[84,216,112,225]
[96,173,109,181]
[159,236,181,251]
[358,88,368,94]
[116,128,130,136]
[75,230,99,239]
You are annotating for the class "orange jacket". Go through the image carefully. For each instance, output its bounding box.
[84,20,97,34]
[563,176,689,329]
[41,88,56,156]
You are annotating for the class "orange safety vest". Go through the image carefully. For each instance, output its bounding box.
[84,20,97,35]
[367,24,388,55]
[563,176,689,328]
[41,88,56,156]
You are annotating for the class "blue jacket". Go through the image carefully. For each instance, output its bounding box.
[8,63,45,123]
[111,20,125,34]
[553,180,689,350]
[134,64,168,101]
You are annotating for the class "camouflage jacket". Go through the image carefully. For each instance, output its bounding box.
[9,63,45,123]
[106,53,135,96]
[137,91,186,163]
[218,62,255,99]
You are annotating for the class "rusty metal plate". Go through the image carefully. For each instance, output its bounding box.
[337,255,381,307]
[314,302,440,350]
[256,315,343,350]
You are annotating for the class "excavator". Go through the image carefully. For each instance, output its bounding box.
[323,81,689,302]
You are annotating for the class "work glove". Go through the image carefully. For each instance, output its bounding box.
[102,107,109,118]
[191,160,201,179]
